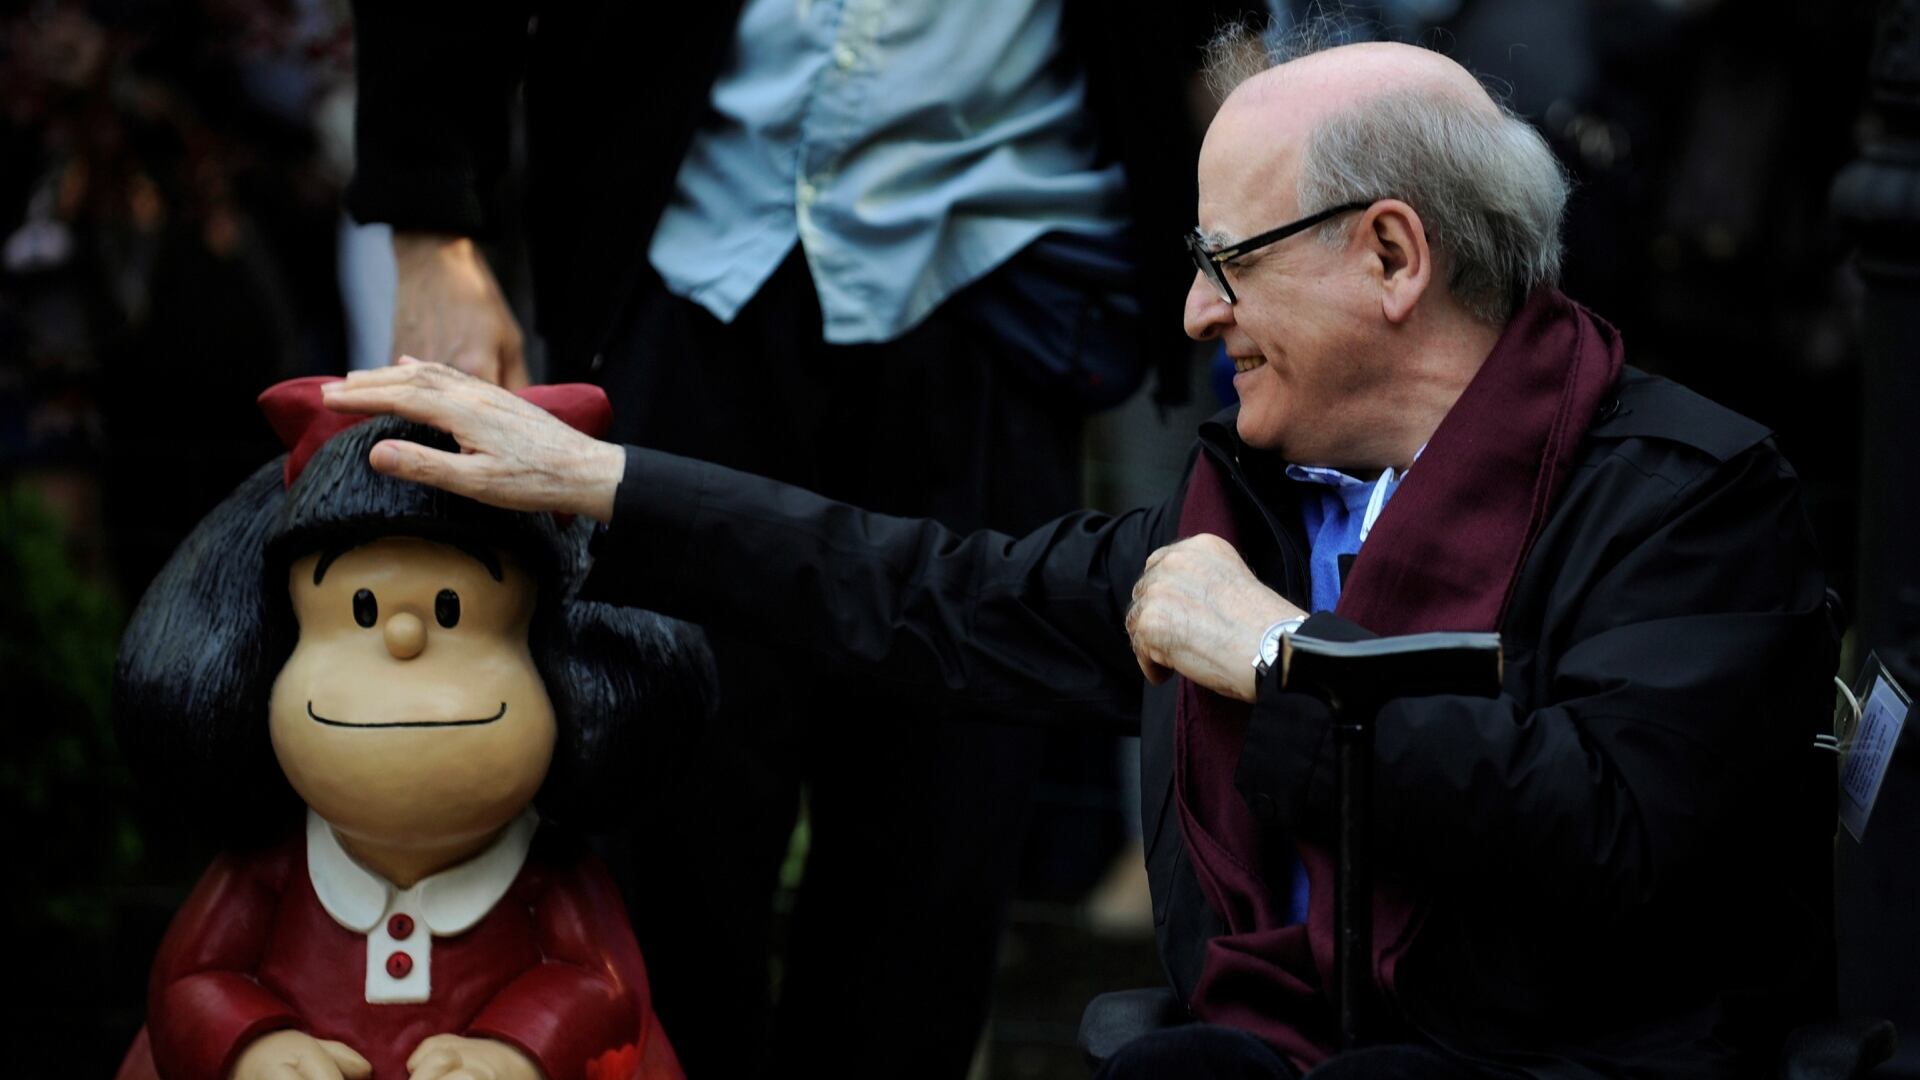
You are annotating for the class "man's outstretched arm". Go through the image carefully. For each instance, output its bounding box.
[323,362,1163,728]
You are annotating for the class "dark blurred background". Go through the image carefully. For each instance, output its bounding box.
[0,0,1896,1076]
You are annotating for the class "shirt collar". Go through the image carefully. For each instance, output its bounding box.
[1284,462,1381,489]
[306,808,538,936]
[1283,444,1428,490]
[1285,446,1428,545]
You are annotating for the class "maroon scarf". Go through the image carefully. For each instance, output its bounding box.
[1172,289,1624,1066]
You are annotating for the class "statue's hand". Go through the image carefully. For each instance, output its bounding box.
[230,1029,371,1080]
[407,1033,545,1080]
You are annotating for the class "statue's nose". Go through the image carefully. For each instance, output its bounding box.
[385,612,426,659]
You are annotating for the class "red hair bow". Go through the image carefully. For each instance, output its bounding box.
[258,376,613,490]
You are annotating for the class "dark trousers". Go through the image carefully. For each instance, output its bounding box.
[591,251,1084,1078]
[1096,1025,1501,1080]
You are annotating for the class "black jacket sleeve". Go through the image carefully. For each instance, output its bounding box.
[1236,439,1834,917]
[344,0,534,235]
[579,446,1176,731]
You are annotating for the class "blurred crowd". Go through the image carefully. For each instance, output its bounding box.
[4,0,351,591]
[0,0,1877,1075]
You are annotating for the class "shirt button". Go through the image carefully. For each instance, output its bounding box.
[834,45,857,70]
[386,951,414,978]
[387,913,414,940]
[797,181,818,205]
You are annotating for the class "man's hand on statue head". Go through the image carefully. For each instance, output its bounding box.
[390,232,528,389]
[321,360,625,523]
[406,1033,544,1080]
[231,1029,372,1080]
[1126,534,1305,703]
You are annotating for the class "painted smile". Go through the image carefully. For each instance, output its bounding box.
[306,701,507,729]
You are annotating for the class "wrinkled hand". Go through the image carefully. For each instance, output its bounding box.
[1126,533,1304,702]
[230,1029,371,1080]
[406,1034,544,1080]
[322,360,626,522]
[392,232,527,389]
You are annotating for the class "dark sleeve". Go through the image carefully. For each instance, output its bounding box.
[467,861,645,1080]
[579,446,1177,731]
[147,852,303,1079]
[343,0,535,235]
[1236,442,1833,915]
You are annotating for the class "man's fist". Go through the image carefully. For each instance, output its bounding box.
[1125,533,1303,702]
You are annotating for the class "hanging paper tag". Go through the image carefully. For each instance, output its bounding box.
[1839,655,1911,841]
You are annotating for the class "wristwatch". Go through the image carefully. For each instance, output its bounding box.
[1253,615,1309,681]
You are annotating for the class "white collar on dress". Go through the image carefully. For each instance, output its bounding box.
[306,807,538,936]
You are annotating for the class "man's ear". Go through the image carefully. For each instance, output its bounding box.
[1359,199,1432,325]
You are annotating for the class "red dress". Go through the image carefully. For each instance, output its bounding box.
[117,822,682,1080]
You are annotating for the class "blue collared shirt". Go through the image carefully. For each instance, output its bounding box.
[1275,457,1410,923]
[648,0,1129,344]
[1286,461,1407,614]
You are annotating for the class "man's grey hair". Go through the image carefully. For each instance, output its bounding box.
[1205,21,1570,325]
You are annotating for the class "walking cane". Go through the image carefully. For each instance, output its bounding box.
[1280,630,1504,1049]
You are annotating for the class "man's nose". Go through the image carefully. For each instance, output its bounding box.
[385,611,426,659]
[1184,270,1232,342]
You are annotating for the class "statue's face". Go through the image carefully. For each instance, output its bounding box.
[269,535,554,855]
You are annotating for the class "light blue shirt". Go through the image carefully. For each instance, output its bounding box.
[648,0,1128,344]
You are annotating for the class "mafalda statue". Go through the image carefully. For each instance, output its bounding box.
[112,377,705,1080]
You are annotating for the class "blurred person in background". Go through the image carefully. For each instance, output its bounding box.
[343,2,1265,1075]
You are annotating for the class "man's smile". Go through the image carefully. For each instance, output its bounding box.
[306,701,508,729]
[1231,353,1268,373]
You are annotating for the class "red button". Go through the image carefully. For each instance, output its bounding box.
[386,951,413,978]
[388,913,414,940]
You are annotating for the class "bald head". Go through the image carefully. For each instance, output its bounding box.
[1197,35,1568,325]
[1249,41,1499,117]
[1186,30,1569,467]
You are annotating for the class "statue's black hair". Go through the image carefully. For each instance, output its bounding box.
[113,415,713,847]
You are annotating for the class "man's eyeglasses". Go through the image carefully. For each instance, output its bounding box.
[1184,201,1372,305]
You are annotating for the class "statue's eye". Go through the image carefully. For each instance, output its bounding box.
[435,589,461,629]
[353,589,378,628]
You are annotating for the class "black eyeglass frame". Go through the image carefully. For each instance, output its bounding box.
[1185,201,1374,305]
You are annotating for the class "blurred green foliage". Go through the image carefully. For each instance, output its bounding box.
[0,483,140,933]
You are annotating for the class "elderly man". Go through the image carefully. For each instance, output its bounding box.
[324,38,1835,1079]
